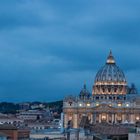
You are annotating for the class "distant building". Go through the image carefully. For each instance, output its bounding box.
[17,110,50,121]
[0,124,30,140]
[25,121,49,130]
[0,132,7,140]
[63,51,140,128]
[128,122,140,140]
[31,104,45,110]
[19,103,30,111]
[51,119,61,129]
[0,116,23,126]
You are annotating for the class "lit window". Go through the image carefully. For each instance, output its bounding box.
[79,103,82,107]
[69,116,72,120]
[109,104,112,107]
[102,115,106,120]
[118,103,122,107]
[87,103,90,107]
[136,116,139,121]
[96,103,99,106]
[126,103,129,107]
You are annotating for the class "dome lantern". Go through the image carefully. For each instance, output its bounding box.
[106,50,115,64]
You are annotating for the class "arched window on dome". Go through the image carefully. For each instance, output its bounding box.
[108,86,111,93]
[102,86,105,93]
[121,85,123,90]
[114,86,117,93]
[118,86,122,92]
[102,88,105,93]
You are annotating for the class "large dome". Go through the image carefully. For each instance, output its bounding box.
[93,51,127,95]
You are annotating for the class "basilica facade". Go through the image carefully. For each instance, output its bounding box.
[63,51,140,128]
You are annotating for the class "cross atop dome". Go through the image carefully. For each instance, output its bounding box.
[106,50,115,64]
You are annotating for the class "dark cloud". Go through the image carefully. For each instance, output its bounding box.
[0,0,139,102]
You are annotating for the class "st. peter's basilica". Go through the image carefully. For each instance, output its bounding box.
[63,51,140,128]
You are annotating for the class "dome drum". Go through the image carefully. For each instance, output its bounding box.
[95,81,127,86]
[93,85,127,95]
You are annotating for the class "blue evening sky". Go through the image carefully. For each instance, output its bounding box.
[0,0,140,102]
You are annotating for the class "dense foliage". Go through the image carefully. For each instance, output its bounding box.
[47,100,63,114]
[0,102,19,114]
[0,100,63,114]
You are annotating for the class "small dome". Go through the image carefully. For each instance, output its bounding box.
[129,84,137,94]
[79,83,90,97]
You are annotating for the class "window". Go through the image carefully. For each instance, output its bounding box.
[87,103,90,107]
[118,103,122,107]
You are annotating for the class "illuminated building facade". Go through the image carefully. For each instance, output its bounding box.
[63,51,140,128]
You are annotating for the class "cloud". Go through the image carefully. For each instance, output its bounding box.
[0,0,139,101]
